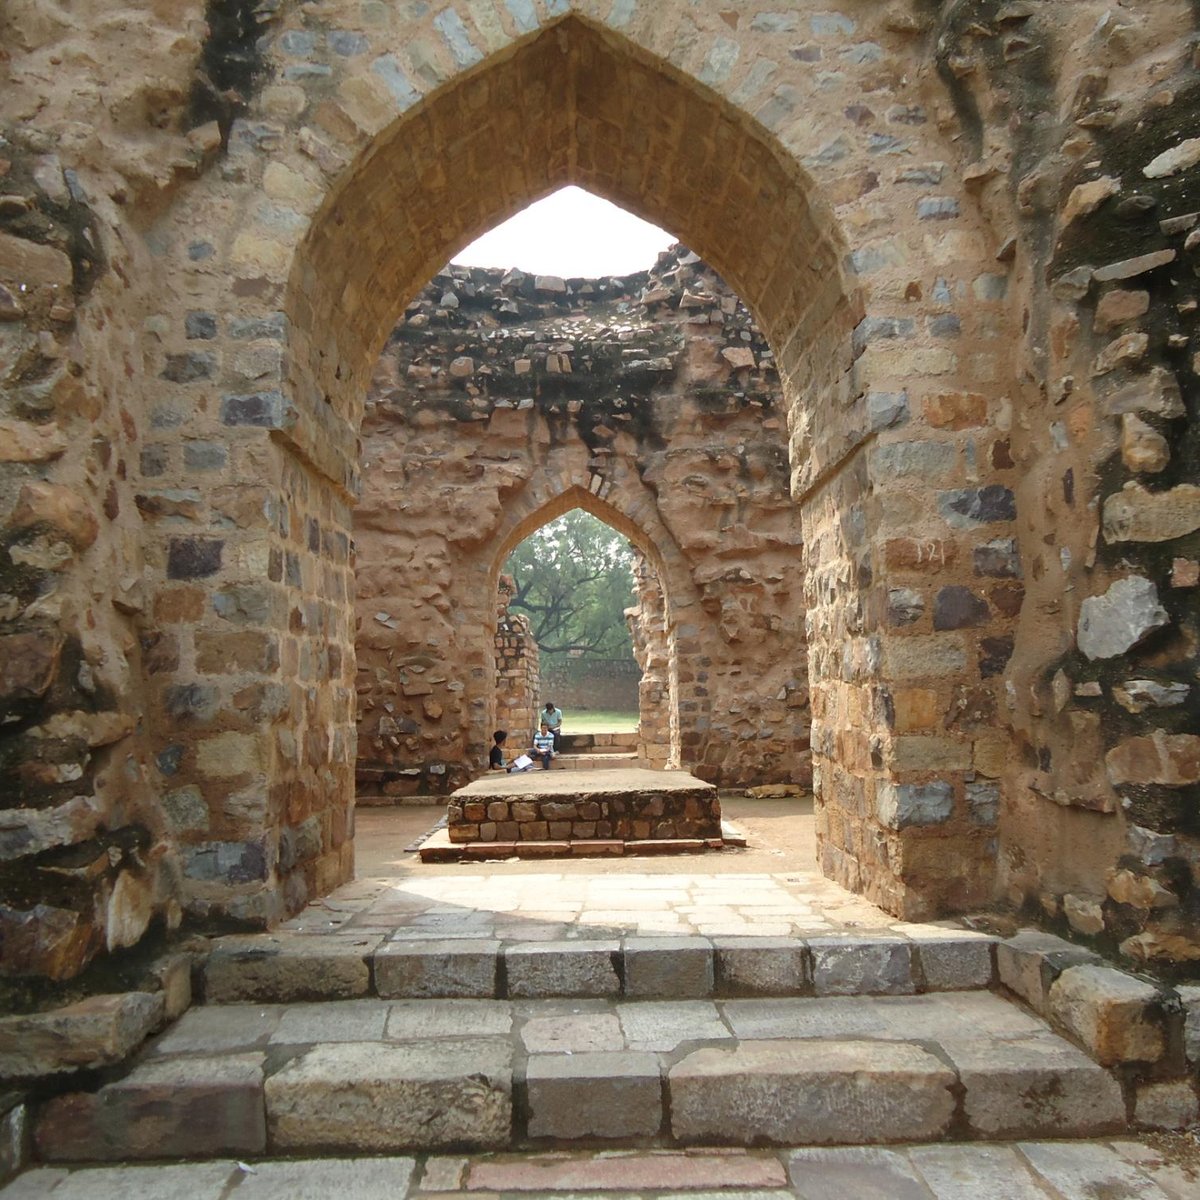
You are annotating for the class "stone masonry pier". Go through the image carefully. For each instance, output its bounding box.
[442,769,722,855]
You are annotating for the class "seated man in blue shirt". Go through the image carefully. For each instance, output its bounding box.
[531,722,557,770]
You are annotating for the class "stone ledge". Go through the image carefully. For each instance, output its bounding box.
[199,932,1000,1004]
[0,991,165,1081]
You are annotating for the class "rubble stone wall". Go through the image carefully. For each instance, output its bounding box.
[537,659,641,717]
[2,0,1198,985]
[628,554,675,769]
[493,576,540,763]
[353,248,809,796]
[932,0,1200,969]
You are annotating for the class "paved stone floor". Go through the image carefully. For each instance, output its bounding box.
[301,799,904,941]
[5,1140,1198,1198]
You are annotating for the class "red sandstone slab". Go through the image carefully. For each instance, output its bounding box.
[514,841,572,858]
[465,1150,787,1191]
[423,836,740,863]
[626,839,707,855]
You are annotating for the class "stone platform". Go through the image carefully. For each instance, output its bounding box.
[443,769,722,855]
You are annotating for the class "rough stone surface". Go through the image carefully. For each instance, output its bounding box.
[0,992,164,1079]
[34,1053,266,1161]
[623,937,714,998]
[1076,576,1170,660]
[1048,964,1166,1064]
[204,936,377,1003]
[525,1051,661,1139]
[505,941,620,998]
[1,0,1199,991]
[944,1036,1126,1137]
[714,938,812,996]
[669,1039,956,1144]
[810,938,915,996]
[264,1040,512,1151]
[1134,1080,1200,1131]
[374,939,500,999]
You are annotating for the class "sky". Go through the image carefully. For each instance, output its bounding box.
[452,186,677,277]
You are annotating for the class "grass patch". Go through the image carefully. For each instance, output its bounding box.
[564,709,639,733]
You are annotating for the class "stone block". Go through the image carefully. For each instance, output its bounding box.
[374,938,499,998]
[790,1147,941,1200]
[944,1035,1125,1137]
[623,937,714,998]
[265,1039,511,1151]
[505,941,620,997]
[996,929,1101,1016]
[714,937,812,996]
[1134,1080,1199,1131]
[810,937,915,995]
[34,1053,265,1161]
[670,1039,955,1144]
[908,933,995,990]
[228,1157,417,1198]
[205,935,378,1003]
[466,1149,787,1192]
[0,1097,28,1187]
[525,1051,661,1139]
[0,991,164,1079]
[1048,964,1166,1064]
[618,1001,728,1050]
[1180,984,1200,1066]
[1077,576,1169,661]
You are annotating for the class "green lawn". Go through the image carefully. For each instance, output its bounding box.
[565,710,639,733]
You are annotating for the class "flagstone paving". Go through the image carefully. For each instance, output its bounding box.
[4,1140,1197,1198]
[281,866,918,941]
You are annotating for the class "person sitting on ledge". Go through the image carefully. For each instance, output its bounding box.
[532,721,557,770]
[541,701,563,750]
[489,729,511,772]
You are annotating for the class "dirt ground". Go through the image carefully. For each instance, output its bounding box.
[353,794,817,879]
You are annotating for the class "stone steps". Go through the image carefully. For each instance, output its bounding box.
[7,1141,1193,1198]
[200,930,998,1004]
[556,732,639,752]
[30,990,1130,1162]
[549,751,642,770]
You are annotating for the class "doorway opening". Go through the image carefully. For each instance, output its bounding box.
[498,508,647,770]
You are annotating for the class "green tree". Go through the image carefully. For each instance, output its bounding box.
[504,510,635,659]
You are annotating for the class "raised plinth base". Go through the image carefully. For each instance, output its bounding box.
[440,768,721,857]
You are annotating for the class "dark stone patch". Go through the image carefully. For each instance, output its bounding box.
[183,441,227,471]
[167,537,223,580]
[185,311,218,340]
[189,0,276,146]
[888,588,925,626]
[979,635,1015,679]
[221,391,283,426]
[140,445,169,478]
[853,316,916,352]
[164,684,219,722]
[156,744,184,777]
[183,839,268,884]
[162,352,216,383]
[974,538,1021,578]
[935,586,991,630]
[938,485,1017,527]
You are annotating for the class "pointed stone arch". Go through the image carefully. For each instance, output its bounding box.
[486,482,696,773]
[282,12,859,498]
[137,1,1024,927]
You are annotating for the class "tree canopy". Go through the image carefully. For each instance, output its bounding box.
[503,510,636,660]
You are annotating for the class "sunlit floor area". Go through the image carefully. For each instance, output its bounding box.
[354,795,816,879]
[291,796,924,940]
